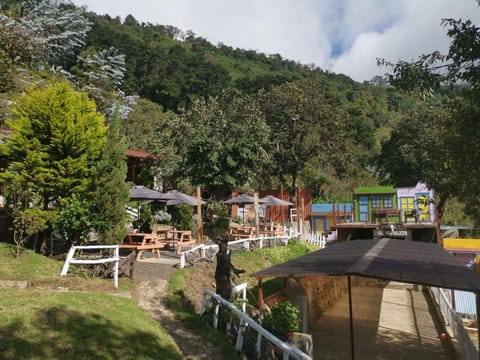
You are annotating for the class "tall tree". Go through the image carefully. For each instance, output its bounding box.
[1,81,106,209]
[20,0,91,68]
[261,80,353,196]
[178,88,271,195]
[122,98,181,189]
[0,14,36,92]
[376,103,453,219]
[379,4,480,224]
[92,106,130,244]
[72,47,136,118]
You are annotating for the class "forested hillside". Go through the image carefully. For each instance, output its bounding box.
[79,10,420,199]
[1,0,478,227]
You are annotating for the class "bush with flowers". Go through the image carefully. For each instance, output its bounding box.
[152,209,172,224]
[262,299,299,340]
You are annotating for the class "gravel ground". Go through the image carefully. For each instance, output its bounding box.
[130,253,225,360]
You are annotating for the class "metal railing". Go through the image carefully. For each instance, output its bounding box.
[200,287,312,360]
[429,287,478,359]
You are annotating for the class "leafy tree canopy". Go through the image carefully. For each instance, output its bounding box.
[1,81,106,207]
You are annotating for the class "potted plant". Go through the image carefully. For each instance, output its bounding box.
[262,300,300,340]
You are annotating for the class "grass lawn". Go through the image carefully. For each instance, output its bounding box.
[0,243,182,360]
[0,289,182,360]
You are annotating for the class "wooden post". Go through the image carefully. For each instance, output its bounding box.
[434,193,441,244]
[281,185,285,226]
[296,188,300,234]
[300,197,305,238]
[254,192,260,237]
[197,187,203,243]
[333,204,337,226]
[258,278,264,309]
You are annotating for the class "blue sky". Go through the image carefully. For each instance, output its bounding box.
[71,0,480,82]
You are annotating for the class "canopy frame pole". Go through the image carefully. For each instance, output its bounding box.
[476,291,480,352]
[348,275,355,360]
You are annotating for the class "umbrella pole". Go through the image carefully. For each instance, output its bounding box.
[254,192,260,237]
[348,275,355,360]
[137,201,141,223]
[197,187,203,243]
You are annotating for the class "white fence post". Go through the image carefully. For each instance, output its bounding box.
[61,245,120,288]
[200,288,312,360]
[213,301,220,329]
[180,253,185,268]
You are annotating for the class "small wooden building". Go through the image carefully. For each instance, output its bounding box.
[310,203,353,235]
[125,149,157,185]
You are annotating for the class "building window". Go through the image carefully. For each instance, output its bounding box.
[384,195,393,208]
[372,195,381,208]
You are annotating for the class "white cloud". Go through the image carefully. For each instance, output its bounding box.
[332,0,480,81]
[72,0,480,82]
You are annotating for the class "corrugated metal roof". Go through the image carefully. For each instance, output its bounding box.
[454,290,477,315]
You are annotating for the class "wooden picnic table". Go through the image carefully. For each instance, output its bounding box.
[164,230,196,254]
[119,233,165,261]
[229,226,256,240]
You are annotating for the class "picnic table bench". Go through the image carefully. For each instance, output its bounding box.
[229,226,256,240]
[163,230,196,254]
[120,233,165,260]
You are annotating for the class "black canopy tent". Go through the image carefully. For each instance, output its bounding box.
[251,238,480,359]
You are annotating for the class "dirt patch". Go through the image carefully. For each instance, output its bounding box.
[131,260,225,360]
[180,261,217,312]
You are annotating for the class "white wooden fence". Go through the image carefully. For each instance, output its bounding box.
[179,233,295,268]
[300,232,326,248]
[61,245,120,288]
[200,287,312,360]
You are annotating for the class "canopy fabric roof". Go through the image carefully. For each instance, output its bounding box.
[224,194,267,205]
[164,190,206,206]
[260,195,293,206]
[129,185,171,201]
[251,238,480,292]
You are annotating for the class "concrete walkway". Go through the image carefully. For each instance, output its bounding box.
[311,282,456,360]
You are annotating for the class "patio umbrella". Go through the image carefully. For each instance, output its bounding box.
[164,190,207,206]
[260,194,293,224]
[224,194,267,205]
[129,185,171,201]
[224,194,267,224]
[260,195,293,206]
[129,185,173,221]
[162,190,207,242]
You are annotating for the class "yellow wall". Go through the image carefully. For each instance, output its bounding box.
[443,238,480,250]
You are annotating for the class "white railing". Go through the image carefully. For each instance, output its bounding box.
[61,245,120,288]
[125,205,138,219]
[429,287,478,359]
[200,287,312,360]
[179,234,294,268]
[301,232,326,248]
